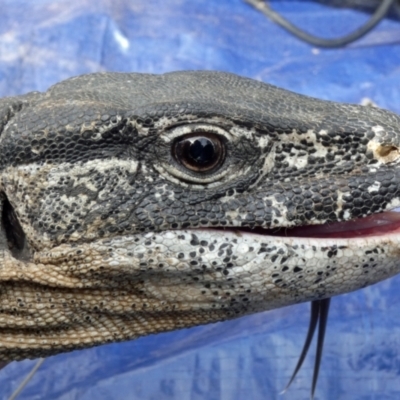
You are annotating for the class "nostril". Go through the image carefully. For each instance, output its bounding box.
[376,145,399,158]
[1,194,27,255]
[368,142,400,164]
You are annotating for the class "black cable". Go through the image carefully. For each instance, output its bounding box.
[245,0,397,48]
[311,298,330,400]
[393,0,400,18]
[281,298,331,399]
[280,300,320,395]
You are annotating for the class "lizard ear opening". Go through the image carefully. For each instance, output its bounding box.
[1,194,31,260]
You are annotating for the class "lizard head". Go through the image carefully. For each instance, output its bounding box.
[1,71,400,360]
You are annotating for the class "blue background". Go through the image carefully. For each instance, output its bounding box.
[1,1,400,399]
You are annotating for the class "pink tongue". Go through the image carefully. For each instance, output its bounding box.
[287,211,400,238]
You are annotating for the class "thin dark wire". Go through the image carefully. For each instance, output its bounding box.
[245,0,396,48]
[311,298,331,400]
[280,300,320,394]
[393,0,400,17]
[281,298,331,399]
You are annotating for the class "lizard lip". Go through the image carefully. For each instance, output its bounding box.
[222,210,400,239]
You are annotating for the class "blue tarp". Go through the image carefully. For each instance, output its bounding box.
[1,1,400,399]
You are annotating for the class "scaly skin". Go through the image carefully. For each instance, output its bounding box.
[1,71,400,360]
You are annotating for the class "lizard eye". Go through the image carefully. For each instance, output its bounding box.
[173,133,225,172]
[157,124,233,186]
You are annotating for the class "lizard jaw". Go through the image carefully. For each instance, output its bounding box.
[228,210,400,239]
[285,210,400,238]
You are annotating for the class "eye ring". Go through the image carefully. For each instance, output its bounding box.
[172,133,225,173]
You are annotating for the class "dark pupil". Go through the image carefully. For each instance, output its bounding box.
[188,138,214,164]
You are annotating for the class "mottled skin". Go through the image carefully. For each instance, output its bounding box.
[1,71,400,361]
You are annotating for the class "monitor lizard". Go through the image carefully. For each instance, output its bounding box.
[1,70,400,394]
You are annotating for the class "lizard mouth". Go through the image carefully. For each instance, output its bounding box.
[232,210,400,239]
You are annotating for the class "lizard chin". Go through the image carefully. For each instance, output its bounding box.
[219,210,400,239]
